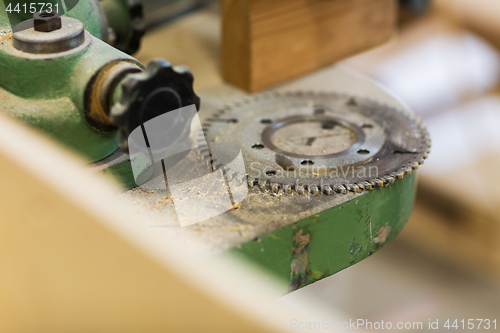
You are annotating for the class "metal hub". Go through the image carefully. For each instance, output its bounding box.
[264,115,360,157]
[260,112,385,166]
[202,91,431,195]
[13,16,86,54]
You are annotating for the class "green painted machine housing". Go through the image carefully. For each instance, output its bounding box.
[0,1,423,294]
[229,174,417,293]
[0,0,142,161]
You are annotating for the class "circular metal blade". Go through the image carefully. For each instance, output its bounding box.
[202,91,431,195]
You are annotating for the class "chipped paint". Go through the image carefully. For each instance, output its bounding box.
[373,225,392,244]
[349,243,362,258]
[228,173,417,294]
[289,225,311,292]
[289,253,309,292]
[292,230,310,254]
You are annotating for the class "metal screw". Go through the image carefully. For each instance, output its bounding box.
[34,11,62,32]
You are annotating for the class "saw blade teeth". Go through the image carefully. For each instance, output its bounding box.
[361,181,373,191]
[401,167,412,175]
[310,185,319,195]
[258,179,268,191]
[347,184,361,193]
[248,178,255,187]
[201,91,431,197]
[383,176,395,184]
[392,171,405,179]
[271,183,282,194]
[296,185,305,195]
[334,185,347,194]
[323,185,334,195]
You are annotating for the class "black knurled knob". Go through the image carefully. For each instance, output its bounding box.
[119,0,145,54]
[110,59,201,152]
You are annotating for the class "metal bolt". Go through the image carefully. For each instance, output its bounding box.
[34,11,62,32]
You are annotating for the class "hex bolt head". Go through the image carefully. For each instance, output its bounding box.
[34,11,62,32]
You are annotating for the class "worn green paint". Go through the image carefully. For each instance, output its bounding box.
[229,173,417,293]
[0,1,141,161]
[110,158,418,293]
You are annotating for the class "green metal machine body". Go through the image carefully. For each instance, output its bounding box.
[230,173,417,292]
[0,1,431,294]
[0,0,144,161]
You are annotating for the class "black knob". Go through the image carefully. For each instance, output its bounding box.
[102,0,146,54]
[125,0,146,55]
[111,59,201,152]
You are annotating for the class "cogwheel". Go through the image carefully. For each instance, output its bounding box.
[201,91,430,196]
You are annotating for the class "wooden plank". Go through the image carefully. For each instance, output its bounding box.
[0,113,298,332]
[435,0,500,49]
[222,0,397,92]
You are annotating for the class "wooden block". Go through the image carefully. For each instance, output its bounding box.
[222,0,397,92]
[0,113,298,332]
[435,0,500,50]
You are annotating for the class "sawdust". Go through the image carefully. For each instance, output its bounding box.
[0,29,12,44]
[230,203,242,211]
[156,196,173,204]
[131,188,156,196]
[227,224,253,232]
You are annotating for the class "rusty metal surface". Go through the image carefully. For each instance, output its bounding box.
[202,92,429,196]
